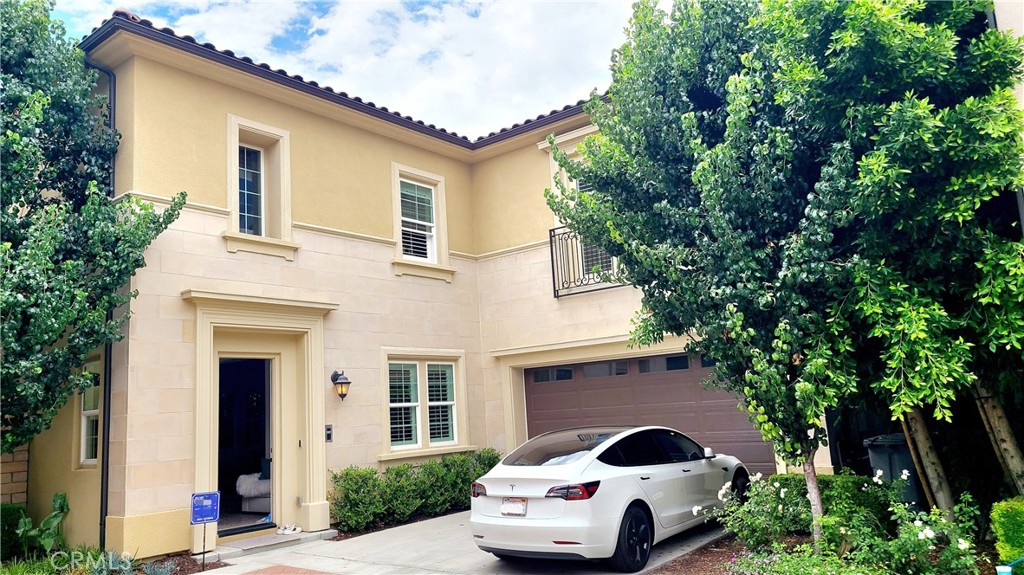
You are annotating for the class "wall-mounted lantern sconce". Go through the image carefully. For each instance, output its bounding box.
[331,370,351,400]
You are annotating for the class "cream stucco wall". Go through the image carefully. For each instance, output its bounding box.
[28,373,102,549]
[114,56,477,254]
[470,136,571,254]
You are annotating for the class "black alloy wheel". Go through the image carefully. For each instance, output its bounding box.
[609,505,652,572]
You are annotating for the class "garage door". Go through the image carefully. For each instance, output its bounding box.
[525,354,776,475]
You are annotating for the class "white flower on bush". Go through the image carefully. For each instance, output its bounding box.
[779,488,787,499]
[900,469,910,481]
[752,472,763,482]
[873,469,884,485]
[917,527,935,540]
[692,505,703,516]
[777,504,783,514]
[773,481,781,488]
[958,538,970,550]
[717,482,732,501]
[913,520,923,527]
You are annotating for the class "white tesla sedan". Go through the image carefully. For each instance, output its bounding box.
[469,425,750,572]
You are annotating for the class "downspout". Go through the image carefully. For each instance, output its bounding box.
[82,49,115,551]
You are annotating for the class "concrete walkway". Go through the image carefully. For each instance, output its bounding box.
[199,512,725,575]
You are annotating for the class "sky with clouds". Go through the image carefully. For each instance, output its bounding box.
[52,1,640,139]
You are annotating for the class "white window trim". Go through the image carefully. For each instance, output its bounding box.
[238,144,266,237]
[379,348,473,460]
[80,395,99,465]
[388,362,422,450]
[425,362,457,447]
[224,115,299,260]
[398,178,437,263]
[79,358,102,466]
[390,163,454,282]
[538,124,599,228]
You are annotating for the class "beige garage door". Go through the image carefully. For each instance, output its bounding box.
[525,354,776,475]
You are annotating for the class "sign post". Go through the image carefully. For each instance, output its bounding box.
[190,492,220,572]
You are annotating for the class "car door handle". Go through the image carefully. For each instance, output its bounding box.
[640,476,650,481]
[681,468,691,473]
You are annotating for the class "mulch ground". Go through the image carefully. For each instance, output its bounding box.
[144,553,227,574]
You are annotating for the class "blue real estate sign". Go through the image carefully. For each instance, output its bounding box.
[190,491,220,525]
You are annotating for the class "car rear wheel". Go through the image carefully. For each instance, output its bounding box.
[732,470,751,504]
[608,505,652,573]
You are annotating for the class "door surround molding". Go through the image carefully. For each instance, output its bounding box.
[183,289,337,553]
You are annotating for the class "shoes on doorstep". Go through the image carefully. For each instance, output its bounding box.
[276,524,303,535]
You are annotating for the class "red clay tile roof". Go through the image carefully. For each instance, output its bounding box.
[80,10,590,149]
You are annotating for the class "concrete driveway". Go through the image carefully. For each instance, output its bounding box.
[200,511,725,575]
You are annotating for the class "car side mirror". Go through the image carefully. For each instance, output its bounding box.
[703,447,715,459]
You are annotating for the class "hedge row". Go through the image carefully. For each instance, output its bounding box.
[329,449,501,532]
[992,496,1024,572]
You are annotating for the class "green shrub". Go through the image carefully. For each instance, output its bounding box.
[862,494,980,575]
[330,467,385,532]
[472,448,501,477]
[716,474,812,549]
[414,453,481,515]
[727,547,886,575]
[1,504,25,560]
[329,449,503,532]
[717,472,900,552]
[380,464,421,524]
[443,453,479,512]
[992,496,1024,571]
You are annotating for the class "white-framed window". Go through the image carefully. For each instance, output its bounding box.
[382,348,467,457]
[388,362,420,447]
[224,115,298,260]
[238,145,264,236]
[80,383,99,464]
[388,361,458,449]
[426,363,456,443]
[399,179,436,262]
[390,163,453,282]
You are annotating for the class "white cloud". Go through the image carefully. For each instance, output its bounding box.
[52,0,636,139]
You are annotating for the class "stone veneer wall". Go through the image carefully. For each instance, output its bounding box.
[0,445,29,504]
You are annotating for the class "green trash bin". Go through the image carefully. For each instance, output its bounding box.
[863,433,923,505]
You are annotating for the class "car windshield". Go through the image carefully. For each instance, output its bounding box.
[503,427,630,466]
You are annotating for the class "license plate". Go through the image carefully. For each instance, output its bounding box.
[500,497,527,516]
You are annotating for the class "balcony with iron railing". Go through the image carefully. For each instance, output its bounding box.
[548,226,625,298]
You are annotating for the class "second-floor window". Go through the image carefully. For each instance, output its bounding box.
[399,179,435,261]
[239,145,264,236]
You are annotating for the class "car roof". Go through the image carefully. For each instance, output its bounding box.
[531,424,675,439]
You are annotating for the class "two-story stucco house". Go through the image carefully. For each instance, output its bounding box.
[20,2,1022,560]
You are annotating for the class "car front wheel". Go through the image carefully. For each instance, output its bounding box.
[608,505,652,573]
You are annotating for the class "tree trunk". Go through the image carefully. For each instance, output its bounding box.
[901,418,937,509]
[803,447,824,545]
[973,381,1024,495]
[905,407,954,512]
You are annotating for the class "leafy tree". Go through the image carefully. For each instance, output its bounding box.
[549,0,1024,540]
[1,0,185,453]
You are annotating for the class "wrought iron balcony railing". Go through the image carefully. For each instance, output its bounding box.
[549,226,624,298]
